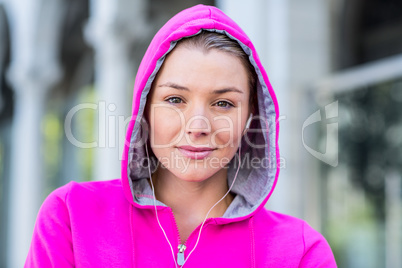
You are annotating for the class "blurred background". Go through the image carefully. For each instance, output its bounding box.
[0,0,401,267]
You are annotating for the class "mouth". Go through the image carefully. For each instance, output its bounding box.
[176,145,215,160]
[177,145,215,152]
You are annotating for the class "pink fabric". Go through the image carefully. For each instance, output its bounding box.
[25,4,337,267]
[26,180,336,267]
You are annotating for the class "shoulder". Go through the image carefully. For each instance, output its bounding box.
[63,178,123,202]
[252,208,308,235]
[252,209,307,246]
[65,178,122,194]
[46,178,122,196]
[35,179,126,244]
[252,209,337,267]
[26,179,125,267]
[48,178,123,200]
[253,209,324,238]
[39,179,125,217]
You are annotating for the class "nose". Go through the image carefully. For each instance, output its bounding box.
[185,109,212,138]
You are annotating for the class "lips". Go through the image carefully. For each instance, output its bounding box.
[178,145,214,152]
[177,145,215,159]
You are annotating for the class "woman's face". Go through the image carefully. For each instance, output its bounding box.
[146,45,250,182]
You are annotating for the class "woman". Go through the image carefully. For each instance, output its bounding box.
[26,4,337,267]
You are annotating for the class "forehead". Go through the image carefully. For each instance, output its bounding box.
[152,46,249,95]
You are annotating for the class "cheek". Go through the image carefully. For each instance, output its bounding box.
[149,107,183,144]
[211,115,243,147]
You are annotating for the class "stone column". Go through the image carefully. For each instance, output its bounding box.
[385,171,401,268]
[0,5,9,268]
[0,4,6,111]
[5,0,64,266]
[85,0,149,181]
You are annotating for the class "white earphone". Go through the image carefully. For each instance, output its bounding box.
[145,142,243,267]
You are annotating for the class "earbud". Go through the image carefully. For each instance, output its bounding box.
[243,113,253,135]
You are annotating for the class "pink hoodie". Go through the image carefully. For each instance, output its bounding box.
[26,4,337,267]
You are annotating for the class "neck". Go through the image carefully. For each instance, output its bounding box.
[152,167,234,221]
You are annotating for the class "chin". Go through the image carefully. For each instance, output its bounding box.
[173,167,220,183]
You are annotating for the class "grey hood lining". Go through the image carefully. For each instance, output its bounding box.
[127,29,277,219]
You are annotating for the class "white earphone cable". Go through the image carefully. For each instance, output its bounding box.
[144,117,247,267]
[145,142,179,268]
[182,145,241,266]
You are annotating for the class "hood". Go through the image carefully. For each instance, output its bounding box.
[121,4,280,223]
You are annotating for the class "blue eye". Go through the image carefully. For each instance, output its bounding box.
[215,101,234,108]
[166,97,183,104]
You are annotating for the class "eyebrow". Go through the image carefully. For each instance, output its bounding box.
[158,82,244,94]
